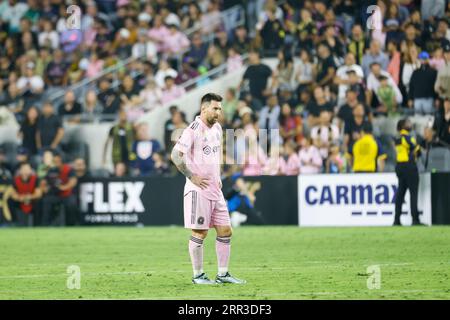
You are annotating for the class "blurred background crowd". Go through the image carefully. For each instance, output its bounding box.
[0,0,450,226]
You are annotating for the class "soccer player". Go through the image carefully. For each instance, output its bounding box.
[171,93,246,285]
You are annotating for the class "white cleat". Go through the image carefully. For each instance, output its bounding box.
[192,273,216,285]
[215,272,247,284]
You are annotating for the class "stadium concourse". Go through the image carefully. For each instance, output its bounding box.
[0,0,449,227]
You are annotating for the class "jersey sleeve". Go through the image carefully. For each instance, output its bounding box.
[173,126,194,154]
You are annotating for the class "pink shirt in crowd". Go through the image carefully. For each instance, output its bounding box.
[227,54,243,73]
[161,85,186,105]
[173,116,223,200]
[298,146,323,174]
[86,60,104,78]
[163,31,190,54]
[263,156,286,175]
[243,147,267,176]
[281,153,300,176]
[148,26,170,52]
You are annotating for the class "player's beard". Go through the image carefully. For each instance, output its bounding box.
[207,115,218,126]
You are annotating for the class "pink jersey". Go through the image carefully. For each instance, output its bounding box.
[174,116,222,200]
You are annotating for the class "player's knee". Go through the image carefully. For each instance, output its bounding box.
[218,226,232,238]
[192,230,208,239]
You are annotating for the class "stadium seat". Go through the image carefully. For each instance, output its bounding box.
[427,147,450,172]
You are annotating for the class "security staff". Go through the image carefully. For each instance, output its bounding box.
[346,122,387,173]
[394,119,422,226]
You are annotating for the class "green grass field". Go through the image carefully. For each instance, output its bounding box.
[1,226,450,300]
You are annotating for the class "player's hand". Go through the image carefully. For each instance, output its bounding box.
[190,175,209,190]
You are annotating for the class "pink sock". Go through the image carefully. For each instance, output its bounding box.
[189,236,204,277]
[216,236,231,276]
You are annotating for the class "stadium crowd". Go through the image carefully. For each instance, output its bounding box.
[1,0,450,226]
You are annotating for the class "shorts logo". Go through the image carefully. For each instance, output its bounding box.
[197,217,204,225]
[203,146,211,155]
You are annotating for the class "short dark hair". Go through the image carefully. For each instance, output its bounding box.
[201,93,222,105]
[362,122,373,133]
[397,118,408,131]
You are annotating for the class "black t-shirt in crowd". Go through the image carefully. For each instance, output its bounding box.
[46,61,68,87]
[337,104,371,125]
[344,118,371,147]
[20,121,38,155]
[243,63,272,100]
[99,88,121,115]
[306,100,335,117]
[58,102,82,116]
[37,114,63,148]
[316,55,336,84]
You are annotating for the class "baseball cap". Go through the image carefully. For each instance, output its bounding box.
[418,51,430,60]
[239,106,253,117]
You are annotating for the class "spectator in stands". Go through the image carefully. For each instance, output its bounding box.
[259,8,286,56]
[344,103,371,152]
[347,122,386,173]
[402,45,421,96]
[337,88,372,131]
[40,151,78,226]
[10,161,41,227]
[204,44,225,70]
[73,157,90,181]
[45,49,68,88]
[84,51,104,79]
[132,29,158,64]
[164,105,179,150]
[186,32,208,68]
[161,75,186,105]
[114,161,128,177]
[233,25,250,55]
[17,61,44,103]
[310,110,340,160]
[362,40,389,77]
[281,140,299,176]
[175,58,200,85]
[18,106,39,156]
[298,137,323,174]
[98,78,121,116]
[148,15,170,53]
[103,109,134,167]
[38,18,59,50]
[366,62,402,112]
[36,102,64,153]
[0,0,28,34]
[386,40,401,85]
[409,51,438,115]
[334,52,364,107]
[242,134,267,177]
[325,143,347,174]
[293,49,314,97]
[130,123,161,177]
[306,86,335,128]
[155,59,178,88]
[273,50,294,93]
[222,88,238,126]
[258,94,281,146]
[263,143,284,176]
[58,90,82,122]
[1,82,24,121]
[37,148,53,180]
[315,43,337,88]
[119,74,141,110]
[81,89,103,122]
[226,46,243,73]
[240,50,273,110]
[434,43,450,101]
[376,75,398,116]
[163,23,190,57]
[278,102,303,145]
[135,79,162,112]
[433,98,450,146]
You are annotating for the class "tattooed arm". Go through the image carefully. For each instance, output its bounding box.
[171,149,209,189]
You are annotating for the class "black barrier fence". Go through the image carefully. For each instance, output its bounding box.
[431,172,450,225]
[78,175,298,226]
[78,173,449,226]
